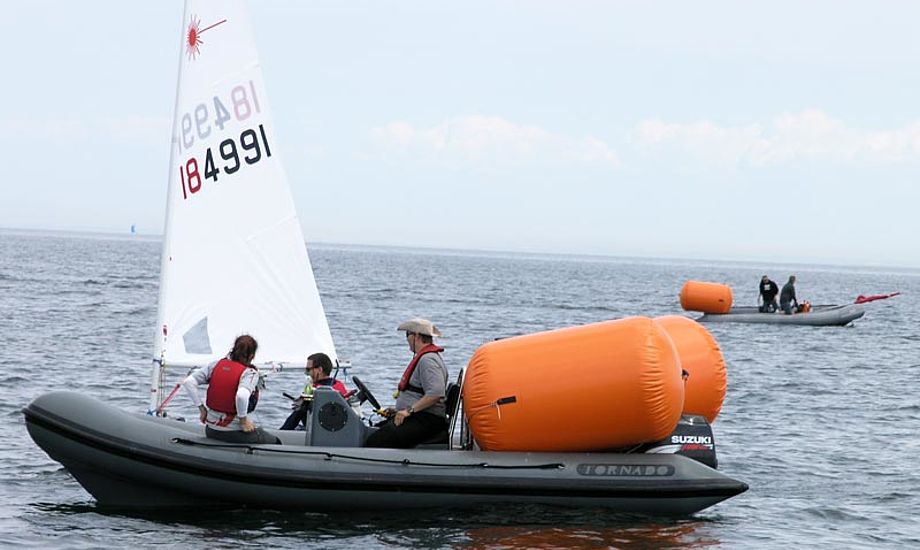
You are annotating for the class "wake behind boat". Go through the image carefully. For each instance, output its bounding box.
[23,0,747,516]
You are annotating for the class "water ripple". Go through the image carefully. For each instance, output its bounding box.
[4,232,920,548]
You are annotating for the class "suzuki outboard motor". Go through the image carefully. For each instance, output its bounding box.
[641,415,718,469]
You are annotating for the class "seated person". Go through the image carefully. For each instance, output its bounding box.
[182,334,280,444]
[280,352,348,430]
[364,318,448,449]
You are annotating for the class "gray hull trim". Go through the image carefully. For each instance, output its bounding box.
[23,392,746,515]
[698,304,865,326]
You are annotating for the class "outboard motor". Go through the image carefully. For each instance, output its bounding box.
[642,415,718,469]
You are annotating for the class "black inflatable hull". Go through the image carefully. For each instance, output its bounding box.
[23,392,747,515]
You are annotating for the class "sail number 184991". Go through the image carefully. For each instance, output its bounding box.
[178,124,272,200]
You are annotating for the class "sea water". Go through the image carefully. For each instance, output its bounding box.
[1,230,918,548]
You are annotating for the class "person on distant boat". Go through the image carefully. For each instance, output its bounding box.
[758,275,779,313]
[364,318,448,449]
[779,276,799,315]
[279,352,349,430]
[181,334,280,444]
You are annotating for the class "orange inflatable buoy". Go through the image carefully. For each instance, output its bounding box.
[463,317,684,452]
[654,315,727,423]
[679,281,733,314]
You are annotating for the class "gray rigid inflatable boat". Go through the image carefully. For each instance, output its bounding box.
[23,390,747,515]
[698,304,865,326]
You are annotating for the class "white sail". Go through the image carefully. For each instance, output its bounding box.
[150,0,335,411]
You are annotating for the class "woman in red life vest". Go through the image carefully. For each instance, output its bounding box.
[364,318,449,448]
[279,352,349,430]
[181,334,280,444]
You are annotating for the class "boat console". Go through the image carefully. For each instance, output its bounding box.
[308,387,374,447]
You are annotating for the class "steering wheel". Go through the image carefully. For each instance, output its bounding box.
[351,376,382,411]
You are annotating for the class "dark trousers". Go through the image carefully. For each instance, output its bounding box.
[760,298,777,313]
[364,411,447,448]
[206,425,281,444]
[280,404,308,430]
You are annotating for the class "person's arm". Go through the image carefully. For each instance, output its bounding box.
[235,386,255,432]
[182,375,203,407]
[181,364,213,424]
[235,368,259,432]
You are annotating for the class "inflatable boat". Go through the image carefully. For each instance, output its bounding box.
[22,3,746,517]
[24,389,747,515]
[697,304,865,326]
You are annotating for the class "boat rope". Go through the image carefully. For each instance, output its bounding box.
[155,383,182,416]
[465,395,517,422]
[171,438,564,469]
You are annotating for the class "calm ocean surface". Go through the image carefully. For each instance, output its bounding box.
[2,229,919,549]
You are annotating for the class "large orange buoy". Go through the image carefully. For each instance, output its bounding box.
[654,315,726,423]
[463,317,684,452]
[679,281,733,314]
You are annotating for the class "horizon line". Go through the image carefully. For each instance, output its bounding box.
[2,225,918,274]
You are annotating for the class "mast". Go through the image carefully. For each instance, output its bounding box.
[149,1,191,415]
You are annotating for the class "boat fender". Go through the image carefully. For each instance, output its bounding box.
[679,281,733,314]
[464,317,683,452]
[654,315,726,423]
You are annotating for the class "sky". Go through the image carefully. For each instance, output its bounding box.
[3,1,920,267]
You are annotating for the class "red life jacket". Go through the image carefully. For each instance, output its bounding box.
[314,377,349,397]
[398,344,444,393]
[206,358,252,414]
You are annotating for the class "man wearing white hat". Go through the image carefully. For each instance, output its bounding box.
[364,318,449,448]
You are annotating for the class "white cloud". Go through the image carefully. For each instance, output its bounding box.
[632,109,920,166]
[368,115,620,169]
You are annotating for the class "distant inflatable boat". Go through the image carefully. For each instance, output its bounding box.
[697,304,865,326]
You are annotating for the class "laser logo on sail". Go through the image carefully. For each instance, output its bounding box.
[186,15,227,60]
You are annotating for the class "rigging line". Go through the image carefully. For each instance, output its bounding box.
[199,19,227,35]
[170,438,564,469]
[155,383,182,415]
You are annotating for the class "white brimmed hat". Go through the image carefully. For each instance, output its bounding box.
[397,318,442,337]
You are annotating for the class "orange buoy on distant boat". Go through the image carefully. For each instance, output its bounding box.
[463,317,684,452]
[680,281,733,314]
[654,315,726,423]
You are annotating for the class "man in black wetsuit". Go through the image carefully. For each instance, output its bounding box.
[758,275,779,313]
[780,275,798,314]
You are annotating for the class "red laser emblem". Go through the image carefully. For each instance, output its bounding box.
[185,15,227,60]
